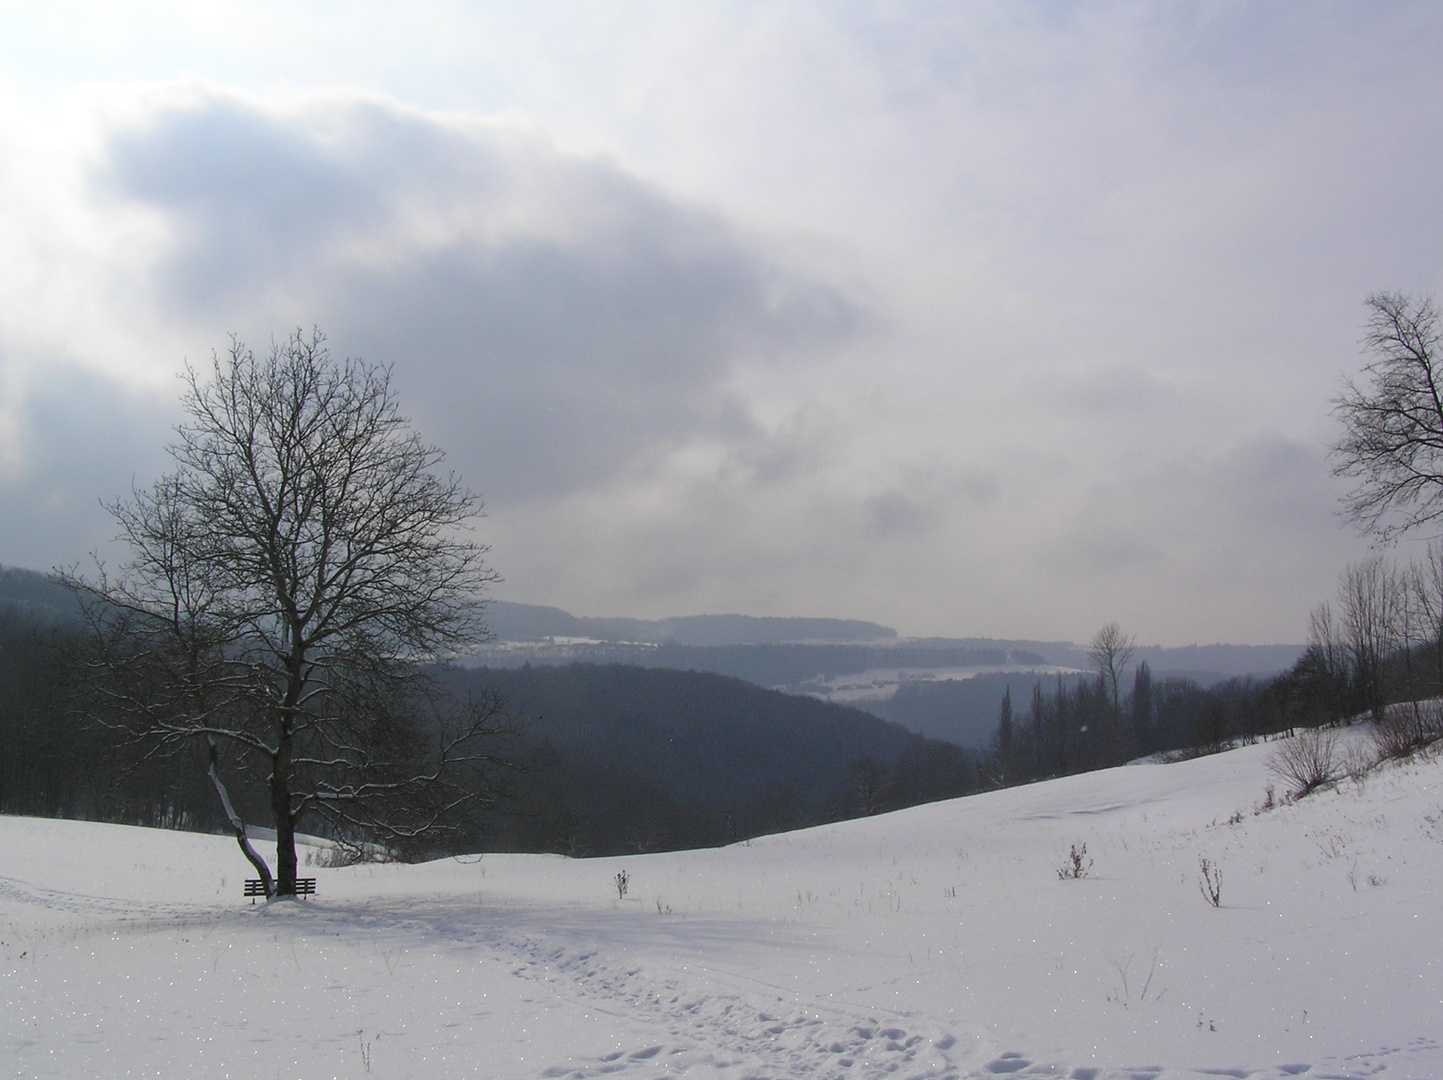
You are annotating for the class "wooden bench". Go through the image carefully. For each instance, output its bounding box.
[244,878,316,902]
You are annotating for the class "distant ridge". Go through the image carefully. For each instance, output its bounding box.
[0,565,81,624]
[476,601,1306,752]
[482,602,1302,676]
[485,600,897,646]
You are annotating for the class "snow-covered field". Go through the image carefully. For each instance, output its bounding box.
[4,730,1441,1079]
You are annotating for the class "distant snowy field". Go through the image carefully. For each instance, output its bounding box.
[800,664,1080,705]
[4,730,1441,1079]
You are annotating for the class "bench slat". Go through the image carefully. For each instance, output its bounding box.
[243,878,316,900]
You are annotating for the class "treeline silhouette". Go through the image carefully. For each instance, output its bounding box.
[0,606,223,829]
[988,664,1294,784]
[989,556,1443,785]
[10,550,1443,858]
[0,590,980,856]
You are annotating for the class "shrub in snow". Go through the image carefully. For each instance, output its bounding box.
[1266,727,1340,798]
[1373,700,1443,761]
[1057,842,1092,880]
[1342,740,1377,785]
[614,870,630,899]
[1256,784,1277,814]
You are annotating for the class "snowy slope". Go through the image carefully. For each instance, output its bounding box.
[3,729,1441,1079]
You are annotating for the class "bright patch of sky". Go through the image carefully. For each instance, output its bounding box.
[2,2,1440,644]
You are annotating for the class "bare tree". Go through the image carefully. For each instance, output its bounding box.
[70,330,505,895]
[1332,292,1443,540]
[1392,560,1425,714]
[1304,600,1349,722]
[994,686,1014,783]
[1307,601,1346,684]
[1339,556,1397,720]
[1087,622,1136,717]
[1410,541,1443,694]
[1267,727,1341,798]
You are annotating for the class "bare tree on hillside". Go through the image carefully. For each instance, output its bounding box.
[1088,622,1136,717]
[1303,600,1350,723]
[70,330,508,895]
[1339,557,1397,720]
[1333,292,1443,540]
[1409,542,1443,695]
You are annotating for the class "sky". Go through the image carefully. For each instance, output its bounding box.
[1,2,1440,646]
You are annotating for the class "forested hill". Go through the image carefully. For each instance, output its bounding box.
[0,565,82,623]
[443,663,978,855]
[1,590,979,856]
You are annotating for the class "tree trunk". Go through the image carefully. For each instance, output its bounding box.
[271,724,298,896]
[206,736,273,896]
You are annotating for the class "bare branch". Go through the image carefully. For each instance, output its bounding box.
[1331,293,1443,541]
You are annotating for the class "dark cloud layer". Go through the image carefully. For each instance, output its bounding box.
[0,363,175,573]
[101,91,862,504]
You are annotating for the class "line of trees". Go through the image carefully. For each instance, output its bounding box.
[990,551,1443,789]
[1,600,982,857]
[988,621,1287,786]
[0,605,224,829]
[1290,549,1443,749]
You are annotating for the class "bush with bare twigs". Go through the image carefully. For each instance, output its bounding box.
[1266,728,1341,798]
[1341,740,1377,785]
[1373,701,1443,761]
[1057,842,1092,880]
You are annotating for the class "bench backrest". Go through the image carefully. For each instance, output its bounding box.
[243,878,316,898]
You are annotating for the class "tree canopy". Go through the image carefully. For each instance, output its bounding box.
[1332,292,1443,540]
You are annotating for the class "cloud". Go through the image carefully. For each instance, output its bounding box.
[102,92,395,307]
[97,86,863,504]
[1015,435,1358,642]
[0,358,175,572]
[5,2,1437,644]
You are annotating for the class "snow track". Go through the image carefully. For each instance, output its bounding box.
[492,925,970,1079]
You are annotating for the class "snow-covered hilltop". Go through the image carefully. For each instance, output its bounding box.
[3,729,1439,1079]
